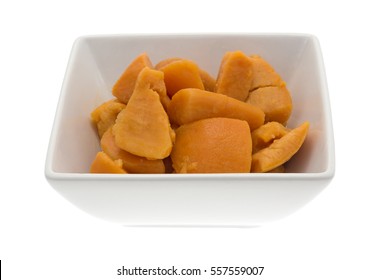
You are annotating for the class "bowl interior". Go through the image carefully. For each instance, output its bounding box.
[48,34,333,174]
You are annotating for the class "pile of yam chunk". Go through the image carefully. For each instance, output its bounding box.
[90,51,309,174]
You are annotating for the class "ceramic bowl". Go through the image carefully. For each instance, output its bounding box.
[45,33,334,226]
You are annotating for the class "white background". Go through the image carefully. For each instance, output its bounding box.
[1,0,379,279]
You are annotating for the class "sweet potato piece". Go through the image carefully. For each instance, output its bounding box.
[171,118,252,173]
[199,69,216,92]
[129,65,171,111]
[91,99,126,138]
[112,53,153,104]
[251,122,309,172]
[90,152,127,174]
[266,165,285,173]
[155,57,182,70]
[160,59,204,98]
[101,128,165,173]
[215,51,254,101]
[246,85,292,124]
[168,88,264,131]
[156,58,216,92]
[113,68,175,159]
[250,55,284,90]
[251,122,290,153]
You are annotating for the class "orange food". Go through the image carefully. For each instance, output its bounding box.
[251,122,290,153]
[130,63,171,111]
[155,57,182,70]
[199,69,216,92]
[266,165,285,173]
[113,67,175,159]
[246,85,293,124]
[90,51,309,174]
[251,122,309,172]
[155,58,216,92]
[160,59,204,98]
[215,51,254,101]
[91,99,126,138]
[250,55,284,90]
[171,118,252,173]
[112,53,153,104]
[90,151,127,174]
[101,128,165,173]
[168,88,265,131]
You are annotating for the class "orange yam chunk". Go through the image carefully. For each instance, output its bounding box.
[171,118,252,173]
[91,99,126,138]
[250,55,284,90]
[168,88,264,131]
[199,68,216,92]
[128,64,171,111]
[112,53,153,104]
[113,68,175,159]
[155,57,182,70]
[160,59,204,98]
[246,85,292,124]
[215,51,254,101]
[90,152,126,174]
[251,122,309,172]
[266,165,285,173]
[251,122,290,153]
[101,128,165,174]
[156,58,216,92]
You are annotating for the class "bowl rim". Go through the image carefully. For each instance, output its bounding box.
[72,32,320,40]
[45,168,335,181]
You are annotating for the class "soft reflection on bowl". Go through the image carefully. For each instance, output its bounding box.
[45,33,334,226]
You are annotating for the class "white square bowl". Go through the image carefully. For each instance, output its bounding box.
[45,33,334,226]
